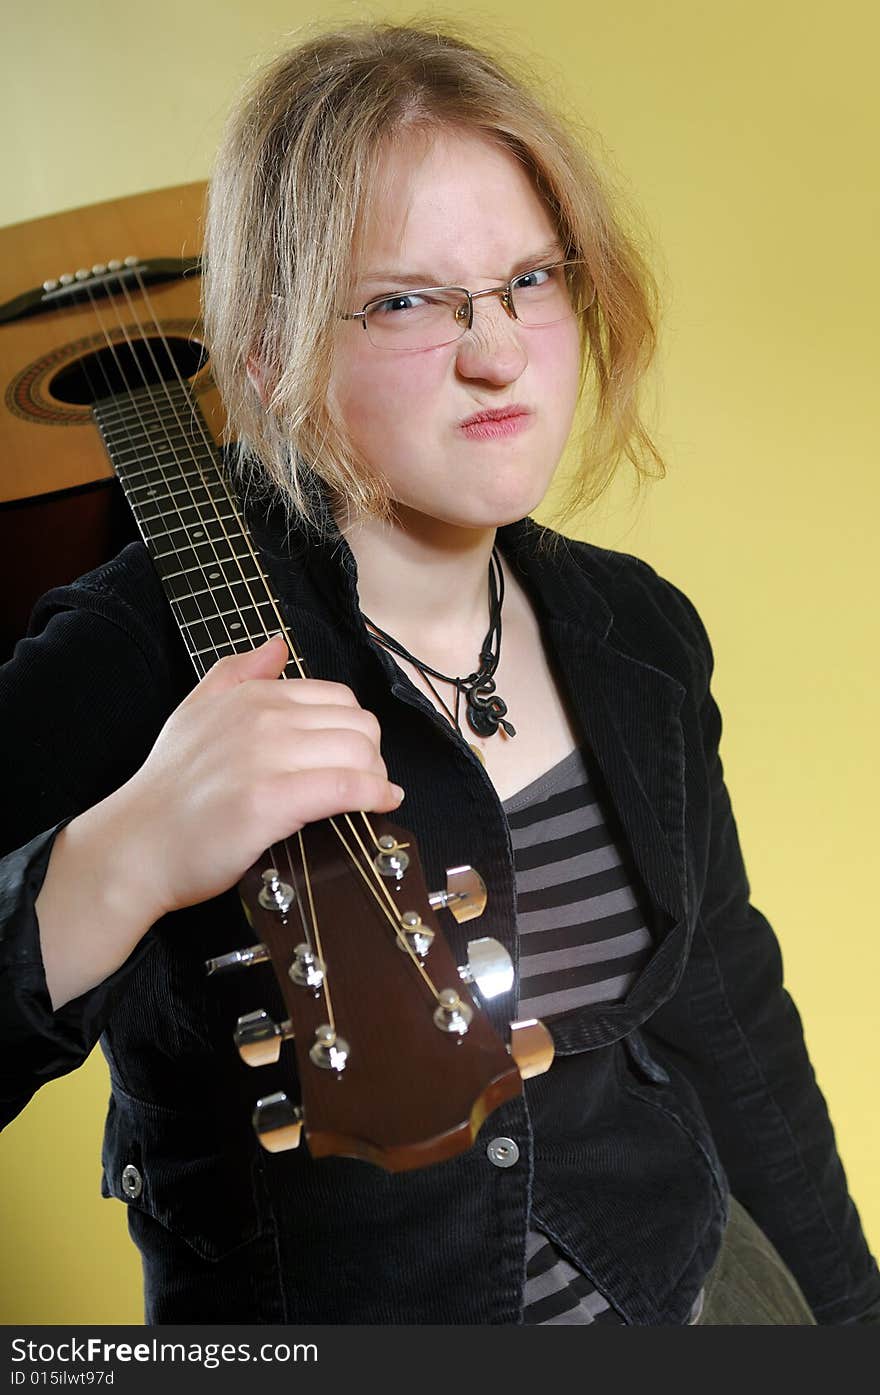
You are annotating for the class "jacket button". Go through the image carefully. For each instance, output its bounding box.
[121,1164,143,1199]
[486,1136,519,1168]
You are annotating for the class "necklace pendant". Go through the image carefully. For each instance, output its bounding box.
[466,687,511,739]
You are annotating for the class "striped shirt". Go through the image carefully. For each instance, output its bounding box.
[502,743,703,1325]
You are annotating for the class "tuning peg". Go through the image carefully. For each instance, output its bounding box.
[252,1092,303,1152]
[458,937,513,1000]
[203,942,270,975]
[373,834,410,879]
[508,1018,555,1079]
[234,1009,295,1066]
[396,910,435,959]
[258,867,295,913]
[433,988,474,1035]
[289,942,325,989]
[428,865,487,923]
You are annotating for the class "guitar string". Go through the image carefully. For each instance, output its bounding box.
[125,273,447,1004]
[78,266,448,1014]
[71,278,337,1002]
[83,274,346,1025]
[78,275,338,1009]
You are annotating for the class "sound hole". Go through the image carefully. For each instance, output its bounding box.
[48,336,208,406]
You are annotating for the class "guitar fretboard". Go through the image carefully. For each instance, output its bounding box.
[93,382,290,677]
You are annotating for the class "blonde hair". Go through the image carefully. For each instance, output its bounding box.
[203,18,665,533]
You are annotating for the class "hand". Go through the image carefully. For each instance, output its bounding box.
[116,634,404,918]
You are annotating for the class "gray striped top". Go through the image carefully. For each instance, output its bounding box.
[502,744,704,1326]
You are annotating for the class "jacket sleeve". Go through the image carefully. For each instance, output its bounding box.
[643,577,880,1325]
[0,543,190,1129]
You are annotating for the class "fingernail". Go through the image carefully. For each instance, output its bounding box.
[391,784,405,802]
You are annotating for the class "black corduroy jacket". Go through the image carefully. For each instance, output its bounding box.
[1,501,878,1325]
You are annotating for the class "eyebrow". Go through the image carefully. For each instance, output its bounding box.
[358,241,565,290]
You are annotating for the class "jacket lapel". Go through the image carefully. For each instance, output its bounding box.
[498,521,689,929]
[542,617,688,926]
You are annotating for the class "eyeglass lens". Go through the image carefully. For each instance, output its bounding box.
[362,261,592,350]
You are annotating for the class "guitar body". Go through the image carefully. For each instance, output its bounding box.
[0,181,218,657]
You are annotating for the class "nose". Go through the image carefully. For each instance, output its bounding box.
[453,291,527,385]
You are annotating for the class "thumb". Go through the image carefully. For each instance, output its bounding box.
[195,633,291,694]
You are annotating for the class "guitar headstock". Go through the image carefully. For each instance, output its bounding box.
[208,812,552,1172]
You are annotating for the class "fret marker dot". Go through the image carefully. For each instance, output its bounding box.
[148,489,157,496]
[231,622,242,630]
[193,530,204,539]
[209,572,220,580]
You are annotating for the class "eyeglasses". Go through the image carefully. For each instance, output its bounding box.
[340,259,595,352]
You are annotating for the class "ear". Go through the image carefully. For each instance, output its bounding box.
[246,353,269,405]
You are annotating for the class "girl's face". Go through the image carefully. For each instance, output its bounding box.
[328,127,583,531]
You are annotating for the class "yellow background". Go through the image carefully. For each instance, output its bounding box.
[2,0,877,1323]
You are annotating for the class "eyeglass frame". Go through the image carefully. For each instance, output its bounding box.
[339,258,595,351]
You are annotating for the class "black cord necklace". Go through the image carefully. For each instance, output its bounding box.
[362,548,516,762]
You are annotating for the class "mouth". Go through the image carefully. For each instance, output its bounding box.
[458,404,533,441]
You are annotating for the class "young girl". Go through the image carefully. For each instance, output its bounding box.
[2,22,878,1325]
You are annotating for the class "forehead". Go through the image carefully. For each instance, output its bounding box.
[352,127,561,285]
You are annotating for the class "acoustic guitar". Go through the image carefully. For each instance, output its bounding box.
[0,183,553,1170]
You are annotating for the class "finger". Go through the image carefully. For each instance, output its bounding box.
[277,727,390,779]
[246,699,383,746]
[266,767,406,827]
[185,634,290,699]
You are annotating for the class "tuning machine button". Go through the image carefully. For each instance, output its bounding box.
[397,910,435,958]
[258,868,295,913]
[234,1009,294,1067]
[508,1018,555,1079]
[433,988,473,1035]
[252,1092,303,1152]
[203,941,270,975]
[429,865,487,923]
[373,834,410,879]
[458,937,513,1000]
[289,942,325,989]
[309,1024,349,1072]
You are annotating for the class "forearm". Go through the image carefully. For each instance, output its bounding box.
[35,783,166,1012]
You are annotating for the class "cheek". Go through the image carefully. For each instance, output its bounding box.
[330,349,443,447]
[539,322,582,396]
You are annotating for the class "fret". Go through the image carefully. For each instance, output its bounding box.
[126,480,235,507]
[96,395,206,420]
[186,636,283,660]
[132,497,239,525]
[114,454,215,479]
[162,572,274,609]
[153,549,262,575]
[147,524,251,558]
[174,598,279,628]
[119,468,223,498]
[138,507,240,535]
[100,431,212,453]
[96,390,197,420]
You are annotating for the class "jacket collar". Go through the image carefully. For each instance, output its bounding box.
[247,469,615,640]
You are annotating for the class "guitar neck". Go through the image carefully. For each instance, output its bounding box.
[93,382,289,678]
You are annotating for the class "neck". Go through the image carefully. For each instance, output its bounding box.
[339,504,498,665]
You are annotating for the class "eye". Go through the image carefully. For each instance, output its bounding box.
[511,266,553,291]
[370,292,429,316]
